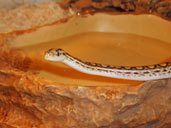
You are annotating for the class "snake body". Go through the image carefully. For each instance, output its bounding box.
[45,48,171,81]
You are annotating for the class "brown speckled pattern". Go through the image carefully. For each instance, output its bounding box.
[46,48,171,80]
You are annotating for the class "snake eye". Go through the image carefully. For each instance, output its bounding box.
[55,49,64,56]
[56,52,61,56]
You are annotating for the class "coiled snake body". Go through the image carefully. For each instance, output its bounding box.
[45,48,171,81]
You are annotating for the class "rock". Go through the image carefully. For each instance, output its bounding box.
[0,55,170,127]
[0,1,170,128]
[61,0,171,20]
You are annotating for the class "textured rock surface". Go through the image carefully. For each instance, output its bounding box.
[0,0,61,9]
[0,1,170,128]
[0,37,171,128]
[60,0,171,20]
[0,2,74,33]
[0,54,171,128]
[0,0,170,34]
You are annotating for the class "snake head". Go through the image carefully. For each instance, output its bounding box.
[45,48,66,62]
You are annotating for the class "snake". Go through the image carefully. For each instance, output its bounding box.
[44,48,171,81]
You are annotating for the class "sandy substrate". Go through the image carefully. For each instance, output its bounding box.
[0,2,74,33]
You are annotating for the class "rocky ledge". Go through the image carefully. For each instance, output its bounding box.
[60,0,171,20]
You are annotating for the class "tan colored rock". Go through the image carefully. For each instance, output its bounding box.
[0,1,170,128]
[0,2,73,33]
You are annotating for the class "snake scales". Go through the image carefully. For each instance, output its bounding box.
[44,48,171,81]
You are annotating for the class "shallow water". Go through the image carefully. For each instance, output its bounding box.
[13,32,171,86]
